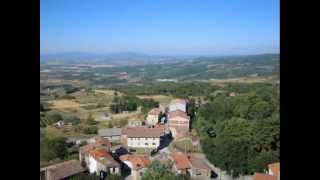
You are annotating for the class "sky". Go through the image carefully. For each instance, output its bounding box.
[41,0,279,55]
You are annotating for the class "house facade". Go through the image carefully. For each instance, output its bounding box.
[79,137,120,176]
[167,110,190,138]
[146,108,161,125]
[121,126,164,149]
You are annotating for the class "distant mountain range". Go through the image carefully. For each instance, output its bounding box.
[40,52,279,66]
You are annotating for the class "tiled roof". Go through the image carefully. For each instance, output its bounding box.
[89,148,111,159]
[268,162,280,177]
[89,148,119,167]
[122,126,164,138]
[94,137,112,147]
[79,143,96,154]
[44,160,85,180]
[168,110,190,120]
[253,173,278,180]
[189,155,211,170]
[98,128,122,137]
[148,108,161,115]
[173,152,192,170]
[119,154,151,170]
[79,137,111,154]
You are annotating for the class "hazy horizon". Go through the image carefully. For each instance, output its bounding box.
[41,0,279,55]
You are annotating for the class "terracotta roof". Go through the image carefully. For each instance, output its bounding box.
[268,162,280,177]
[94,137,112,147]
[189,155,211,170]
[119,154,151,170]
[173,152,191,170]
[89,148,119,167]
[44,160,86,180]
[89,148,111,159]
[123,126,164,138]
[79,143,96,154]
[79,137,111,154]
[170,99,188,105]
[168,110,190,120]
[148,108,161,115]
[253,173,278,180]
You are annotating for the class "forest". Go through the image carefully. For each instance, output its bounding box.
[192,83,279,177]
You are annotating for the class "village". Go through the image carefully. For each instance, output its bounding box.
[40,98,279,180]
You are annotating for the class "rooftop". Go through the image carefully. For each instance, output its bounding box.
[98,128,122,137]
[168,110,190,120]
[89,148,119,167]
[79,137,111,154]
[189,155,211,170]
[122,126,165,138]
[173,152,192,170]
[119,154,151,170]
[253,173,278,180]
[42,160,85,180]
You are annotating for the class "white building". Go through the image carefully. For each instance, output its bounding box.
[169,99,188,112]
[146,108,161,125]
[87,148,120,175]
[79,137,120,176]
[121,126,165,149]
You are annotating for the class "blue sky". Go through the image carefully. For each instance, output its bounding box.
[41,0,279,55]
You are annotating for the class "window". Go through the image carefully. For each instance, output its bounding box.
[152,143,156,145]
[145,138,147,140]
[153,138,155,140]
[145,143,148,145]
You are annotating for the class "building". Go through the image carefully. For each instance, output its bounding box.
[268,162,280,178]
[87,148,120,175]
[188,155,212,180]
[121,126,165,149]
[98,128,122,141]
[172,153,212,180]
[119,154,151,180]
[167,110,190,138]
[54,120,64,128]
[79,137,120,176]
[40,160,86,180]
[229,92,237,97]
[169,99,188,112]
[146,108,161,125]
[253,173,278,180]
[172,152,192,175]
[253,162,280,180]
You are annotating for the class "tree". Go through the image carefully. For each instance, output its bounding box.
[248,101,272,120]
[107,174,122,180]
[48,136,68,160]
[83,126,98,134]
[142,160,178,180]
[86,114,98,125]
